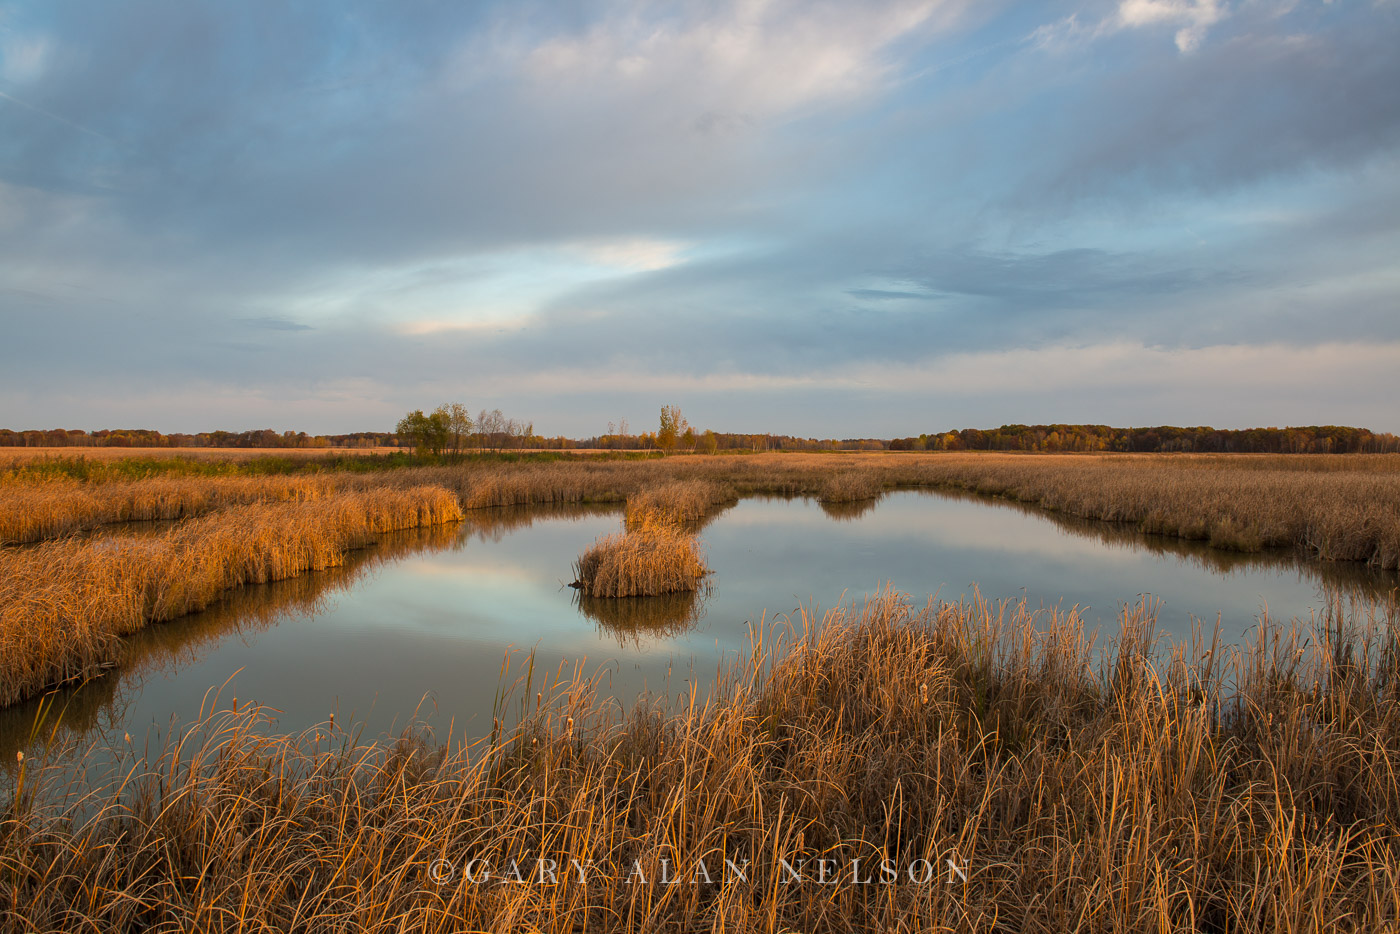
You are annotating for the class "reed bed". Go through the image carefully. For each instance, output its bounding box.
[0,475,345,545]
[817,470,884,504]
[892,453,1400,568]
[0,523,466,759]
[12,452,1398,566]
[572,521,709,598]
[624,480,732,530]
[0,487,463,708]
[5,591,1398,931]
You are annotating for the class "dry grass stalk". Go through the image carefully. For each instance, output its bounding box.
[4,591,1399,931]
[0,486,462,707]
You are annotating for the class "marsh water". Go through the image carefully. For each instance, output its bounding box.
[4,490,1397,761]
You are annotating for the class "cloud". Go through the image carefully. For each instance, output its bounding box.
[240,316,313,332]
[0,31,51,83]
[1117,0,1227,52]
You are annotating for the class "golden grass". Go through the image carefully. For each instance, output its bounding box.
[623,479,732,530]
[816,469,884,503]
[0,475,343,544]
[0,446,409,463]
[572,520,709,598]
[0,523,465,757]
[13,452,1399,566]
[5,591,1398,931]
[0,487,463,708]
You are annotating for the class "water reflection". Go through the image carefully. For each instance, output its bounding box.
[575,585,711,647]
[460,502,620,544]
[2,490,1396,764]
[920,488,1399,604]
[0,523,463,761]
[818,498,881,522]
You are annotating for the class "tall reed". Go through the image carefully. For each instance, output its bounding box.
[4,592,1397,931]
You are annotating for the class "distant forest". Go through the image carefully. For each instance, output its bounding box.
[2,423,1397,454]
[889,424,1400,454]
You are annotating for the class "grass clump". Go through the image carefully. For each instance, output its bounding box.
[816,469,884,503]
[572,521,708,597]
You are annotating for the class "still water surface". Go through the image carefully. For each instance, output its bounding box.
[4,490,1396,757]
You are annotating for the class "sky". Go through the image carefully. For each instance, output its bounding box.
[2,0,1398,437]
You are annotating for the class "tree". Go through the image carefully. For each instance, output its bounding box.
[438,403,473,457]
[657,405,688,454]
[476,409,505,451]
[396,409,450,455]
[700,429,718,455]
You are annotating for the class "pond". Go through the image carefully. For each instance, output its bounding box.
[3,489,1396,760]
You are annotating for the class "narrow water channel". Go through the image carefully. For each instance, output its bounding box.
[3,490,1395,761]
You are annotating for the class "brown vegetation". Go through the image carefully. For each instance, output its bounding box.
[0,487,462,708]
[816,469,884,503]
[5,591,1398,931]
[0,523,465,759]
[571,521,709,598]
[0,446,408,463]
[15,452,1399,569]
[623,480,732,530]
[0,475,343,544]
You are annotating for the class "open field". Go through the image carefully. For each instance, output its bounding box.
[0,446,413,462]
[4,591,1398,932]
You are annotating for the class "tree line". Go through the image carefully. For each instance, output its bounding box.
[4,419,1397,455]
[889,424,1400,454]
